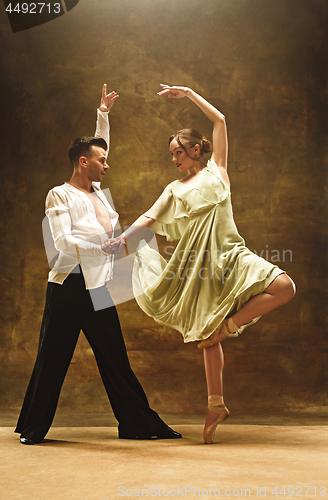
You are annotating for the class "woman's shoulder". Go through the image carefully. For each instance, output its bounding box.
[160,180,181,196]
[206,157,230,187]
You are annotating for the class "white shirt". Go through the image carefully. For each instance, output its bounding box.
[44,109,120,289]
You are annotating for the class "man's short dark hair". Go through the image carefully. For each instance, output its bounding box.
[68,137,108,166]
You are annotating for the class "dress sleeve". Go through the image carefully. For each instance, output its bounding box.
[45,189,107,256]
[143,184,189,241]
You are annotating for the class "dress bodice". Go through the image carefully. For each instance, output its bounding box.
[144,158,233,242]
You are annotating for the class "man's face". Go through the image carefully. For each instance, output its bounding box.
[84,146,109,183]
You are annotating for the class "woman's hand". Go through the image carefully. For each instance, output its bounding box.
[99,83,119,112]
[102,236,126,255]
[157,84,191,99]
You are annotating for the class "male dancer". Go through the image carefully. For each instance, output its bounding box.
[15,85,181,444]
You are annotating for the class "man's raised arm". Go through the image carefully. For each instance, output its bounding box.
[95,84,119,157]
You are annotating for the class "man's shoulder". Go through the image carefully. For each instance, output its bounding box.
[45,183,72,210]
[47,182,81,199]
[47,183,69,195]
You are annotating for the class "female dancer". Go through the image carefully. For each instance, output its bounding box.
[105,85,295,444]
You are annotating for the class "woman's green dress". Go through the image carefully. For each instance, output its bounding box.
[132,158,284,343]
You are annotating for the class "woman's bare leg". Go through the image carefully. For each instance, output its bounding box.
[203,342,225,427]
[216,274,296,342]
[203,274,295,428]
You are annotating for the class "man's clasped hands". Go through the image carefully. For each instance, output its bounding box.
[101,234,127,255]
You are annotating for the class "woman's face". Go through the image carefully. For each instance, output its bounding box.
[169,139,198,172]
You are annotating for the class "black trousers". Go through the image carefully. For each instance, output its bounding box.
[15,269,166,442]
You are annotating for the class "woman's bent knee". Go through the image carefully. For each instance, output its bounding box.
[280,274,296,303]
[268,273,295,303]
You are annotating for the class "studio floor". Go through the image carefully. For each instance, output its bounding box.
[1,412,327,500]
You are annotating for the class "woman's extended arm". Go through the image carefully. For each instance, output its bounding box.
[158,84,228,171]
[102,215,155,254]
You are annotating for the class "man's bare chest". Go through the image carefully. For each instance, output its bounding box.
[87,192,112,236]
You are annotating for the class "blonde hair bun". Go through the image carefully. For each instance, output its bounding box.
[202,138,211,154]
[169,129,212,157]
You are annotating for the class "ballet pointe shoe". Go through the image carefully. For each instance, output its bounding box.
[198,317,240,349]
[220,317,239,338]
[203,395,230,444]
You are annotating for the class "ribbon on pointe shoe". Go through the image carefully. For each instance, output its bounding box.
[198,317,241,349]
[204,395,230,444]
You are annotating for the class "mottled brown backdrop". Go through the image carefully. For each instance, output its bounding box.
[0,0,327,421]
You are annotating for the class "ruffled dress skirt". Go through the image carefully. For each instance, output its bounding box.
[132,158,284,343]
